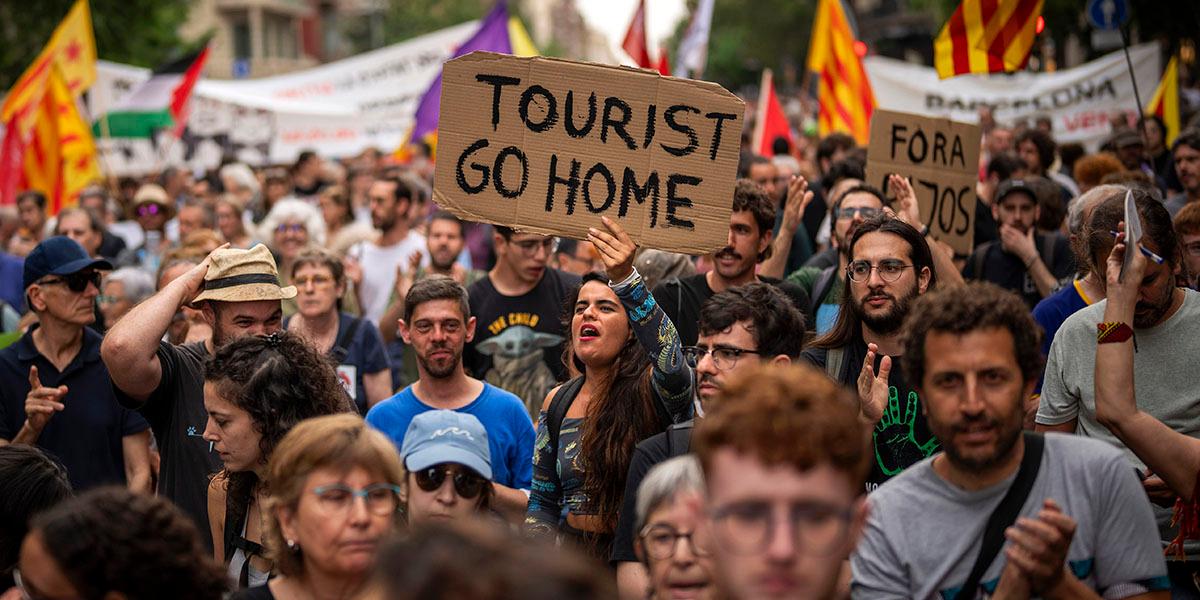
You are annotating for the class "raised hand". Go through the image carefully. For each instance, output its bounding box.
[1004,499,1077,595]
[1104,222,1145,315]
[782,175,813,234]
[887,174,921,228]
[857,343,890,424]
[177,243,229,305]
[342,255,364,287]
[588,216,638,283]
[24,366,68,434]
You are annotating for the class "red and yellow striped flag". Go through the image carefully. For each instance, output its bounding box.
[23,66,102,214]
[933,0,1043,80]
[1146,56,1180,146]
[806,0,875,144]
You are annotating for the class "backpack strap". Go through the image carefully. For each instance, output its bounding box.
[825,346,846,382]
[971,241,995,280]
[811,265,839,314]
[547,376,585,454]
[329,316,362,364]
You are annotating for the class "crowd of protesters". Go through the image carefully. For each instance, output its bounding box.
[2,101,1200,600]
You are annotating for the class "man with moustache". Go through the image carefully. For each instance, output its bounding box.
[1039,189,1200,589]
[611,283,806,597]
[653,180,810,346]
[853,282,1168,599]
[367,275,534,522]
[805,216,940,491]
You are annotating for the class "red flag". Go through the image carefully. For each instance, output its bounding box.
[622,0,653,69]
[752,69,792,157]
[169,45,210,137]
[656,47,671,76]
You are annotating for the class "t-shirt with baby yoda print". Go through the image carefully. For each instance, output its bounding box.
[464,268,581,420]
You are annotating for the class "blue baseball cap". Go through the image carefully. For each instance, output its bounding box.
[24,236,112,290]
[400,410,492,481]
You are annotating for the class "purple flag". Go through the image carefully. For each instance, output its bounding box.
[410,1,512,143]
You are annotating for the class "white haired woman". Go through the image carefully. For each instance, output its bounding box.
[633,455,716,600]
[259,199,327,317]
[99,267,156,328]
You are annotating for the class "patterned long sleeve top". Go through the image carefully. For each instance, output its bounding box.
[524,269,694,535]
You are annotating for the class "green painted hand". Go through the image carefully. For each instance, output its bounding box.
[873,388,940,477]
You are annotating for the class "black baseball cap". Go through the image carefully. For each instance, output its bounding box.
[24,236,113,290]
[994,179,1039,206]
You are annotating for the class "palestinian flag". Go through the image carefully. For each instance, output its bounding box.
[94,46,208,138]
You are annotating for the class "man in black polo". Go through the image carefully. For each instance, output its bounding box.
[0,237,150,492]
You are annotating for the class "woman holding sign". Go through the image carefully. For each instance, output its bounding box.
[525,217,693,561]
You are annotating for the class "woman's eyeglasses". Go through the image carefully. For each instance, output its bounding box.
[275,223,306,235]
[413,465,487,499]
[311,483,402,516]
[38,270,101,293]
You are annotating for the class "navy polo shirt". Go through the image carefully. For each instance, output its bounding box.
[0,325,149,490]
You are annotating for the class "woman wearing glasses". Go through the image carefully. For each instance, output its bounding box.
[286,249,391,415]
[399,410,496,524]
[234,414,404,600]
[259,199,326,317]
[204,332,351,591]
[633,455,716,600]
[525,217,693,560]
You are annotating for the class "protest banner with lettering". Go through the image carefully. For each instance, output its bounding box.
[865,109,981,256]
[432,52,744,255]
[864,43,1159,150]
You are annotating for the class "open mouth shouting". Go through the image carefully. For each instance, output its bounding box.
[578,323,601,342]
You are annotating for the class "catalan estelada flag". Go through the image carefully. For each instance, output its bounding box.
[934,0,1044,79]
[1146,56,1180,146]
[806,0,875,144]
[0,0,98,206]
[23,65,102,215]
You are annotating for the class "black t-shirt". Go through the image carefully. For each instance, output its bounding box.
[973,200,999,249]
[652,274,812,347]
[464,268,581,417]
[113,340,220,549]
[611,421,695,564]
[962,232,1075,309]
[230,584,275,600]
[804,338,940,492]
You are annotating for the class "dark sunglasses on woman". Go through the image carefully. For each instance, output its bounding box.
[413,464,487,498]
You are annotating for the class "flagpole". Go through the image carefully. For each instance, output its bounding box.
[96,112,122,200]
[1118,23,1146,121]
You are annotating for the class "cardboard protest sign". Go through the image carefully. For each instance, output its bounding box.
[432,52,745,255]
[865,109,981,255]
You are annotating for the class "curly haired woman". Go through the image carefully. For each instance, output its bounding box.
[202,331,352,589]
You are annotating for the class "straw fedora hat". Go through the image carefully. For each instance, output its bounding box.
[191,244,297,304]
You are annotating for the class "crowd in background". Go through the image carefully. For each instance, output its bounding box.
[2,93,1200,600]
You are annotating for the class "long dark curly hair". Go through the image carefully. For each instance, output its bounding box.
[32,487,227,600]
[205,331,352,536]
[563,273,661,532]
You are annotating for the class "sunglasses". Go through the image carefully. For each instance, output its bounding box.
[39,270,101,293]
[275,223,306,235]
[136,203,163,217]
[413,465,487,499]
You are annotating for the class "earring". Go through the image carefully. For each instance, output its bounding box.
[287,539,297,550]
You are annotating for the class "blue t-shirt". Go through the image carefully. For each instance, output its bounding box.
[285,312,390,415]
[1032,280,1091,393]
[365,381,535,489]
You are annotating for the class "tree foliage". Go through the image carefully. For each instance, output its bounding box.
[701,0,817,91]
[381,0,494,46]
[0,0,191,91]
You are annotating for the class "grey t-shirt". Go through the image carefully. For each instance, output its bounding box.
[851,434,1168,599]
[1038,289,1200,557]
